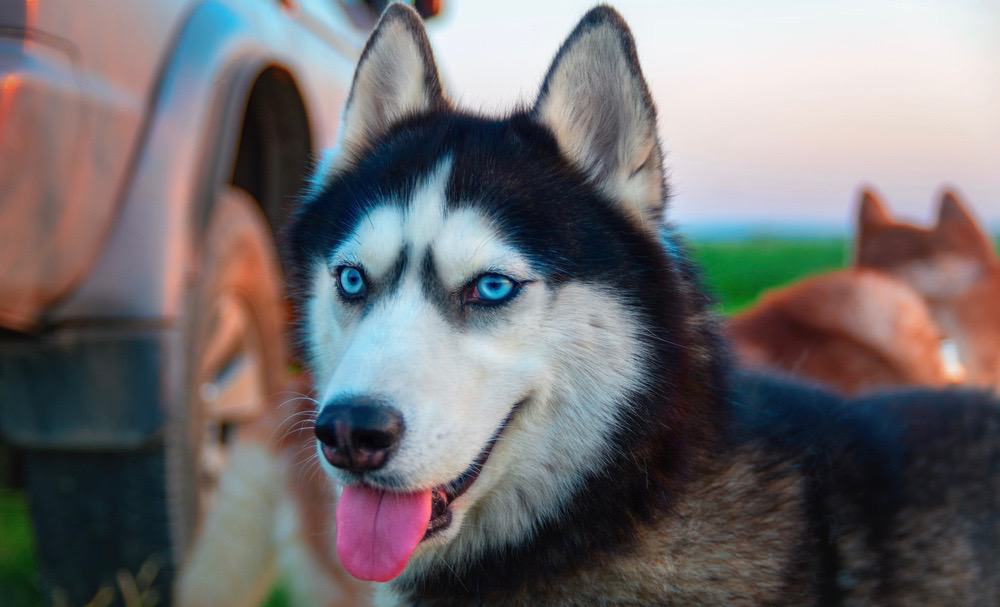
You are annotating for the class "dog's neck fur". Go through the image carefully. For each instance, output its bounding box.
[384,233,731,605]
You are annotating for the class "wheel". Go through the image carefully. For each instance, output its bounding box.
[171,186,287,557]
[24,187,287,606]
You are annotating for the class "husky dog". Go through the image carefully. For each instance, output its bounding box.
[289,5,1000,605]
[728,268,951,395]
[856,188,1000,391]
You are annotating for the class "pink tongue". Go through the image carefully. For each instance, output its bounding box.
[336,485,432,582]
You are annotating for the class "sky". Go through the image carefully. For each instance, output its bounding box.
[425,1,1000,232]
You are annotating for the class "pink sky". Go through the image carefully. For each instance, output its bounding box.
[426,1,1000,231]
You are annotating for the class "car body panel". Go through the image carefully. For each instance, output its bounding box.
[0,0,371,447]
[0,27,146,330]
[50,0,361,323]
[0,0,188,330]
[0,0,364,330]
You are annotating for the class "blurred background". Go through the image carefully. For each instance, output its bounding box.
[1,1,997,606]
[429,0,1000,231]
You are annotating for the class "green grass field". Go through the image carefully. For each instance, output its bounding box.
[0,489,39,607]
[690,238,850,314]
[5,236,994,606]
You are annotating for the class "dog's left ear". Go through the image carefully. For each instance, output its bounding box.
[338,3,448,165]
[534,6,665,229]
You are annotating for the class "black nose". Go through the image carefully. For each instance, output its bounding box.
[314,396,404,473]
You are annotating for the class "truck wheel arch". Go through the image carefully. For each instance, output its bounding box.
[197,64,314,248]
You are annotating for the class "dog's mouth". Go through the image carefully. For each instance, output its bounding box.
[335,402,521,582]
[424,406,513,539]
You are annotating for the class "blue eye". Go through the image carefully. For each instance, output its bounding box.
[337,266,367,299]
[470,273,518,304]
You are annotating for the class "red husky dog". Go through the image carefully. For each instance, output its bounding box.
[730,187,998,396]
[855,188,1000,392]
[727,267,950,395]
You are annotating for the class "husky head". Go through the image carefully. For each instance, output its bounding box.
[856,188,996,297]
[855,188,1000,390]
[289,4,713,593]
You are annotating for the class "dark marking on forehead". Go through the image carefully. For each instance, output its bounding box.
[386,245,410,294]
[288,109,676,324]
[420,246,529,330]
[420,248,462,325]
[357,245,410,318]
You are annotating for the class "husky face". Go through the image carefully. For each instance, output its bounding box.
[289,4,682,584]
[305,160,548,495]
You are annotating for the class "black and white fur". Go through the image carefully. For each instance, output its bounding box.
[289,5,1000,605]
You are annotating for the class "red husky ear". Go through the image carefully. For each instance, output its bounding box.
[857,187,892,231]
[937,189,983,235]
[936,189,995,262]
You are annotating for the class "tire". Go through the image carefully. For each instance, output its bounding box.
[24,187,287,606]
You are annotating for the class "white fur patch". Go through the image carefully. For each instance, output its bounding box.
[898,255,984,300]
[331,205,405,281]
[384,284,651,596]
[403,166,448,252]
[938,338,967,383]
[305,265,346,389]
[433,208,535,289]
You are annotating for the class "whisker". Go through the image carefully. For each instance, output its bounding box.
[272,394,320,411]
[266,411,318,444]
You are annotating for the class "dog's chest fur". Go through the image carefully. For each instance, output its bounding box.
[382,450,815,607]
[380,388,1000,607]
[529,454,812,607]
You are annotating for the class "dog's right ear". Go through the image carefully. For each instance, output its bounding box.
[337,3,447,166]
[936,189,995,262]
[533,6,665,231]
[857,188,892,231]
